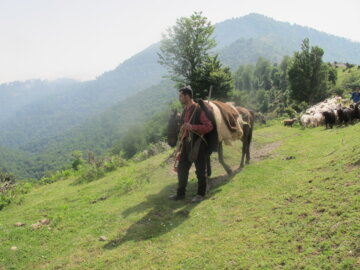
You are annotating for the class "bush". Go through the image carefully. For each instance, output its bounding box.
[39,169,76,185]
[76,167,105,184]
[0,170,32,210]
[103,156,127,172]
[283,107,298,118]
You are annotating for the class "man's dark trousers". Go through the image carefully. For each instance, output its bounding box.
[177,139,208,197]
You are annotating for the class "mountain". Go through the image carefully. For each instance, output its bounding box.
[1,13,360,179]
[0,44,165,148]
[215,13,360,68]
[0,80,176,179]
[0,79,80,123]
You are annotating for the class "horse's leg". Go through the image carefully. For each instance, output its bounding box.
[240,140,246,168]
[240,125,249,168]
[206,154,212,177]
[218,142,232,174]
[246,126,253,164]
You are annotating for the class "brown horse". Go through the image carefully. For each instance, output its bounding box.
[167,101,254,175]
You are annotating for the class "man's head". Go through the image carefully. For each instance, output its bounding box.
[179,85,193,105]
[356,87,360,92]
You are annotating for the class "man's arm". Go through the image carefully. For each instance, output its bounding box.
[190,111,213,134]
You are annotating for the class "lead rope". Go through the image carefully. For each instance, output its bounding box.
[173,104,199,171]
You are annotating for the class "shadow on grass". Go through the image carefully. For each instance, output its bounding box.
[103,168,242,249]
[208,167,242,193]
[103,182,194,249]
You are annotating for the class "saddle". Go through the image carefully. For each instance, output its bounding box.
[211,100,240,132]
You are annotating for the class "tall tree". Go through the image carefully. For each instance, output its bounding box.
[158,12,233,99]
[234,64,255,92]
[254,57,273,90]
[288,38,329,104]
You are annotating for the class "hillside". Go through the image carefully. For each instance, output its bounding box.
[2,13,360,179]
[0,44,165,149]
[1,122,359,269]
[0,80,176,179]
[0,79,80,123]
[215,13,360,67]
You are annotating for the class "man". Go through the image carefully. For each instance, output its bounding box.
[351,87,360,103]
[169,86,213,203]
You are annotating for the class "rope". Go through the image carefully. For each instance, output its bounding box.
[173,103,206,170]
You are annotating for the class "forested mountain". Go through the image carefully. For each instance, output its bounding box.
[0,44,165,148]
[0,79,79,123]
[0,80,176,179]
[1,13,360,179]
[215,13,360,68]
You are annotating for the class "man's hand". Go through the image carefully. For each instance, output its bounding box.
[183,123,192,131]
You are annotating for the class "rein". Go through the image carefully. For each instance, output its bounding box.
[173,103,204,171]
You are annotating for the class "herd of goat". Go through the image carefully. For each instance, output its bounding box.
[283,96,360,129]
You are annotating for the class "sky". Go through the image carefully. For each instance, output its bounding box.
[1,0,359,84]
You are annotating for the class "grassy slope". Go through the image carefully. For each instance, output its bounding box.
[1,123,359,270]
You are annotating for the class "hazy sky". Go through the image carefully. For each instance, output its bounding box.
[1,0,359,84]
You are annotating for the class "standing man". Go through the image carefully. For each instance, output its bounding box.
[351,87,360,103]
[169,86,213,203]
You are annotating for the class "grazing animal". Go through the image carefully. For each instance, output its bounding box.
[322,111,336,129]
[354,102,360,120]
[337,107,354,126]
[300,114,312,128]
[283,118,297,127]
[168,100,253,175]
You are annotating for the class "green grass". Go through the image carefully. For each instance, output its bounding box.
[1,123,359,269]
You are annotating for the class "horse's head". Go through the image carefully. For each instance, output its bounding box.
[167,109,181,148]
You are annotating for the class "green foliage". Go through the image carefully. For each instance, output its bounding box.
[0,80,177,180]
[158,12,216,87]
[39,169,75,185]
[71,151,84,171]
[191,55,234,100]
[254,57,273,90]
[74,154,128,184]
[158,12,233,99]
[0,170,32,210]
[112,108,171,159]
[288,38,329,104]
[341,70,360,91]
[234,64,255,91]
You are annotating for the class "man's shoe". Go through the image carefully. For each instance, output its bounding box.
[191,195,204,203]
[168,194,185,201]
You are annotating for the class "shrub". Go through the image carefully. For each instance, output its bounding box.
[283,107,298,118]
[0,170,32,210]
[39,169,76,185]
[103,156,127,172]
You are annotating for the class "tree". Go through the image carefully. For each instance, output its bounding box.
[272,56,291,91]
[288,39,329,104]
[71,151,83,170]
[158,12,232,99]
[191,55,234,100]
[254,57,273,90]
[234,64,255,92]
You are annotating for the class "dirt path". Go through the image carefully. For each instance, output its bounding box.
[250,140,282,162]
[209,139,283,188]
